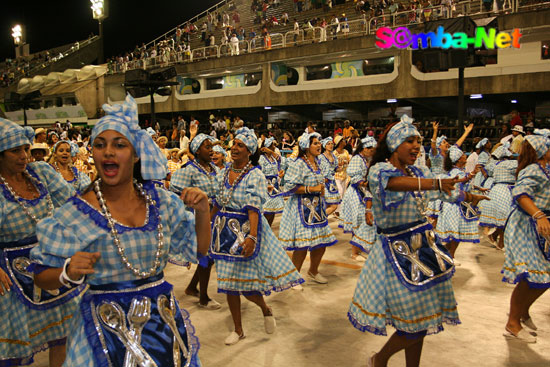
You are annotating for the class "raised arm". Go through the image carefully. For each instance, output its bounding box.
[455,123,474,148]
[430,121,439,154]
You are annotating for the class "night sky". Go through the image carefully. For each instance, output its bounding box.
[1,0,220,61]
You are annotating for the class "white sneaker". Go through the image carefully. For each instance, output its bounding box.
[264,314,276,334]
[198,299,222,310]
[291,284,304,291]
[351,254,366,262]
[224,331,245,345]
[307,271,328,284]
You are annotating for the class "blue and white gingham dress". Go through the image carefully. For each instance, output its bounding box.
[340,155,376,253]
[435,167,480,244]
[279,158,338,251]
[479,160,517,229]
[473,151,491,189]
[212,167,304,295]
[502,163,550,287]
[348,162,460,336]
[169,160,219,198]
[259,154,285,214]
[482,158,497,189]
[426,148,446,218]
[0,161,77,366]
[60,166,91,194]
[30,183,202,366]
[319,152,342,205]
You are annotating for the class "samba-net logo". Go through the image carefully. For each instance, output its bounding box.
[375,26,522,50]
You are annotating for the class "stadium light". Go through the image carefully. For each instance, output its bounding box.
[90,0,108,64]
[387,99,397,103]
[470,94,483,99]
[11,25,23,45]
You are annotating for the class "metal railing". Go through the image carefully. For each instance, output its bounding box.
[105,0,550,75]
[146,0,233,50]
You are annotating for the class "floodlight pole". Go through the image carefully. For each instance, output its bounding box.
[458,67,464,127]
[98,20,104,64]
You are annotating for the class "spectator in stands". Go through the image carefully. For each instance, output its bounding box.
[293,19,301,43]
[201,22,207,43]
[282,131,296,150]
[320,18,328,42]
[331,15,340,39]
[281,12,289,25]
[250,28,258,49]
[343,120,354,138]
[510,109,523,127]
[34,128,47,144]
[230,33,240,55]
[510,125,525,154]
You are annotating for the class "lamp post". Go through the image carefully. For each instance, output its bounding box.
[90,0,108,64]
[11,24,24,58]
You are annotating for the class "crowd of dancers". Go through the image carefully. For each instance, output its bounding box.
[0,95,548,367]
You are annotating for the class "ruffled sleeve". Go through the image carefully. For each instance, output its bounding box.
[512,163,546,202]
[259,155,269,171]
[347,155,367,185]
[283,158,305,192]
[369,162,409,210]
[31,201,93,269]
[157,189,198,264]
[243,168,268,212]
[30,161,75,207]
[169,164,192,195]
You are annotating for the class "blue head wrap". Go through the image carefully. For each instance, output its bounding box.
[476,138,489,150]
[361,136,377,149]
[436,135,447,148]
[320,137,333,148]
[0,118,35,153]
[298,132,322,150]
[212,145,227,157]
[264,137,275,148]
[492,142,512,159]
[525,135,550,159]
[235,127,258,154]
[146,127,156,137]
[91,94,168,180]
[386,114,420,153]
[189,134,215,155]
[449,145,464,163]
[53,140,79,157]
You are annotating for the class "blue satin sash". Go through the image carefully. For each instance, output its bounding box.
[297,193,327,228]
[379,221,455,292]
[265,174,283,198]
[82,273,200,367]
[0,236,85,310]
[210,208,262,262]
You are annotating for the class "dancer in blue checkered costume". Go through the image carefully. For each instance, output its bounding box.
[318,137,342,213]
[501,135,550,343]
[340,137,377,261]
[479,142,517,250]
[209,127,303,346]
[169,133,221,310]
[472,138,493,190]
[348,116,487,366]
[258,137,285,222]
[426,122,474,220]
[0,118,80,367]
[50,140,91,194]
[279,132,338,286]
[30,95,210,366]
[434,146,481,259]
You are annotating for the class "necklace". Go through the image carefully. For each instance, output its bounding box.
[218,161,252,207]
[302,157,324,186]
[230,163,247,173]
[194,159,215,181]
[0,171,54,223]
[54,162,79,188]
[94,179,164,278]
[303,155,319,172]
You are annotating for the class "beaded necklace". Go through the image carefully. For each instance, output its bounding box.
[94,179,164,278]
[54,162,79,189]
[193,159,215,180]
[301,156,324,186]
[218,161,252,207]
[0,171,54,223]
[403,166,429,218]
